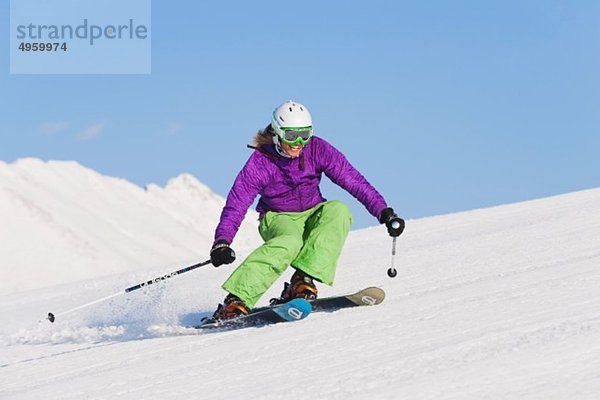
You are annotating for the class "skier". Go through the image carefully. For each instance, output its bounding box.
[208,100,405,321]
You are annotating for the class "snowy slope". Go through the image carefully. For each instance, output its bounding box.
[1,178,600,399]
[0,158,260,295]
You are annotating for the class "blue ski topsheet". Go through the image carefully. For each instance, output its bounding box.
[196,298,311,330]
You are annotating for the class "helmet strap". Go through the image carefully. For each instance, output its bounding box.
[273,134,292,158]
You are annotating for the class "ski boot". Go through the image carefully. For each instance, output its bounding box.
[270,269,318,306]
[205,293,249,323]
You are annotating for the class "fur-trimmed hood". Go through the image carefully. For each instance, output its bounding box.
[253,124,275,147]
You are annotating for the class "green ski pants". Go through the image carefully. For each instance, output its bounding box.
[222,200,353,308]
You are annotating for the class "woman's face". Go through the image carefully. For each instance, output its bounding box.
[281,141,304,158]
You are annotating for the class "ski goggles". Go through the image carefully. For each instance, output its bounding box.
[279,126,313,146]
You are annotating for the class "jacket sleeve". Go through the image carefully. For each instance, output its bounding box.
[214,152,265,245]
[317,138,388,221]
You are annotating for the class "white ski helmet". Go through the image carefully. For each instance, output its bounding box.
[271,101,313,145]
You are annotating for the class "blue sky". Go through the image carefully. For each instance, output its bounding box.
[1,1,599,230]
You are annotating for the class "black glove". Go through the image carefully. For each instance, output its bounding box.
[379,207,405,237]
[210,240,236,267]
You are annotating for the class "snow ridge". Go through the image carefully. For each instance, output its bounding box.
[0,158,260,295]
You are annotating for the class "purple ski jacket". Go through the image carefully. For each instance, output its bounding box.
[214,136,388,245]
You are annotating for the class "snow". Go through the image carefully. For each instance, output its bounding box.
[1,159,599,399]
[0,158,261,295]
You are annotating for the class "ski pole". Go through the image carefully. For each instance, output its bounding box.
[46,259,212,323]
[387,220,402,278]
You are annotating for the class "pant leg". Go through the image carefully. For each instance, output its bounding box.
[292,200,353,285]
[222,211,304,308]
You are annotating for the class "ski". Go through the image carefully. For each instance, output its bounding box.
[311,286,385,312]
[195,298,312,330]
[253,287,385,314]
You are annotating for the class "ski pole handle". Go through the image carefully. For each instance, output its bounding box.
[390,220,402,231]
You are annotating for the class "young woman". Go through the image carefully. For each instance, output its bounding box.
[208,100,404,321]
